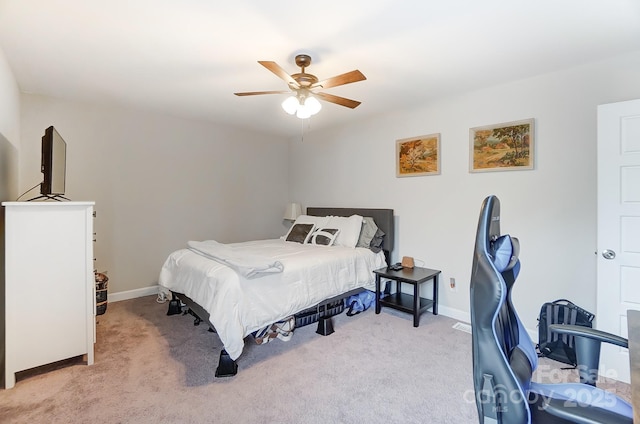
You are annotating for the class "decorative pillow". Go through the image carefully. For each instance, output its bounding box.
[356,217,379,248]
[282,215,329,240]
[285,223,315,244]
[325,214,363,248]
[309,228,340,246]
[369,228,385,253]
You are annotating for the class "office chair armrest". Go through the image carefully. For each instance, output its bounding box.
[541,396,633,424]
[549,324,628,349]
[549,324,628,386]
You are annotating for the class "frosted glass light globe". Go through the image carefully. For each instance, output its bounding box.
[305,96,322,116]
[281,96,299,115]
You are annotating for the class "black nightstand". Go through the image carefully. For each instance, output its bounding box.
[373,266,441,327]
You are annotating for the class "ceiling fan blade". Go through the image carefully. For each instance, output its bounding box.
[258,61,300,88]
[311,70,366,90]
[315,92,361,109]
[234,90,289,96]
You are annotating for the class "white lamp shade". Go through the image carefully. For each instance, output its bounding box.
[283,203,302,220]
[296,106,312,119]
[305,96,322,115]
[281,96,299,115]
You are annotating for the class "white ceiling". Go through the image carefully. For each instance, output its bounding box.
[1,1,640,138]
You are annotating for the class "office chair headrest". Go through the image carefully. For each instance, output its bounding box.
[490,234,520,273]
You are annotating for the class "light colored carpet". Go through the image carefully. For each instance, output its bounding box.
[0,296,630,423]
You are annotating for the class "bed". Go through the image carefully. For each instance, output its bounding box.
[158,207,394,376]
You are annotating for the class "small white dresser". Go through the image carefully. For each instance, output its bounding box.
[2,201,95,389]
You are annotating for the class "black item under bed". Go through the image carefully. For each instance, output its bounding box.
[294,299,345,328]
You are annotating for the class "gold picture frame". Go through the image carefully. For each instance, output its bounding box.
[469,118,534,172]
[396,133,441,177]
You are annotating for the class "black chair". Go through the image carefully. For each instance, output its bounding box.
[469,195,633,424]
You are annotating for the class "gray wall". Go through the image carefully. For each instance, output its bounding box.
[19,95,291,295]
[0,45,19,201]
[289,51,640,331]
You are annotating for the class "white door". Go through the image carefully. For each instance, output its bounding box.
[597,98,640,384]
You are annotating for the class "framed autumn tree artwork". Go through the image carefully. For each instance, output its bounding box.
[470,118,534,172]
[396,133,441,177]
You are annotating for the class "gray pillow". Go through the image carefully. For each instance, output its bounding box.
[369,228,385,253]
[356,217,379,248]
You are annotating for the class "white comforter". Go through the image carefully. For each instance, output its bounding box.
[158,238,386,360]
[187,240,285,278]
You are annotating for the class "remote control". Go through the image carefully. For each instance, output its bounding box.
[389,263,404,271]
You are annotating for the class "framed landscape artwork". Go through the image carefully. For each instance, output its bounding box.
[396,133,441,177]
[469,118,534,172]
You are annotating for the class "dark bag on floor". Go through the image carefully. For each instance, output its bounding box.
[536,299,595,366]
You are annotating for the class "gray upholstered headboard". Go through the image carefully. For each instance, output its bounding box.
[306,207,394,262]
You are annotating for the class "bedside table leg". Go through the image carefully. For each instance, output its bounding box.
[375,274,381,314]
[433,275,439,315]
[413,281,420,327]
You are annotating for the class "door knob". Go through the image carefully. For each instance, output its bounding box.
[602,249,616,260]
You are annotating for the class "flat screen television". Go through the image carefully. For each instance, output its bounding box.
[40,125,67,199]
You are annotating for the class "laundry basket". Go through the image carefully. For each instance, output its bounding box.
[95,272,109,315]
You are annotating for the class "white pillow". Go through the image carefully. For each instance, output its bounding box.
[309,228,340,246]
[325,215,363,248]
[282,215,330,240]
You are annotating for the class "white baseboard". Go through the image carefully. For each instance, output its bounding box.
[437,305,470,323]
[438,304,538,343]
[108,285,159,303]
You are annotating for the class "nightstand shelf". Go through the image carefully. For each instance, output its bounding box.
[381,292,434,315]
[373,266,441,327]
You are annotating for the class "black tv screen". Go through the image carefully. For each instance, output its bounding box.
[40,126,67,196]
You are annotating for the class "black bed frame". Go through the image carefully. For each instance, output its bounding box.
[167,207,395,377]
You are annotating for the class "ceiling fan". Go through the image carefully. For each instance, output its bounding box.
[234,54,366,118]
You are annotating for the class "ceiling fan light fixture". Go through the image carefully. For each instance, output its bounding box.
[282,93,322,119]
